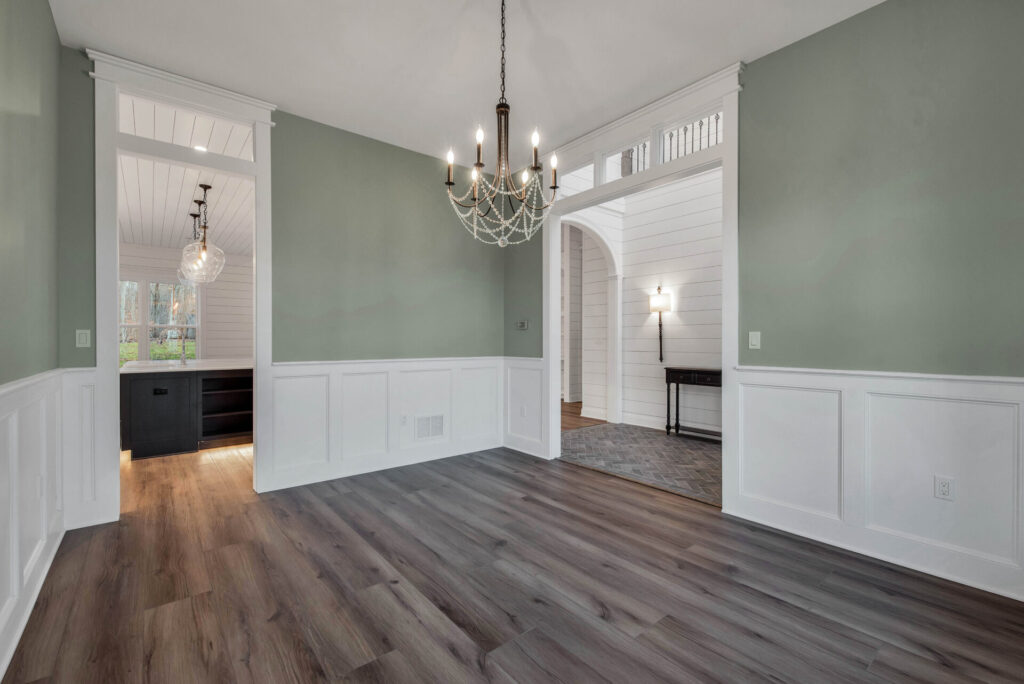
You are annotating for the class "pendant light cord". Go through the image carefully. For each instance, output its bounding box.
[499,0,507,104]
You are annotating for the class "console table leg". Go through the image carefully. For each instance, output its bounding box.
[675,382,681,434]
[666,383,671,435]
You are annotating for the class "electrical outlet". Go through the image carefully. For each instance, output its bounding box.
[748,331,761,350]
[934,475,955,501]
[515,320,529,330]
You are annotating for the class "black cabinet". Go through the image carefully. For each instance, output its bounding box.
[121,368,253,459]
[120,372,198,458]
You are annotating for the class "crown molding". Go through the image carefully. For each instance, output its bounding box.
[86,49,276,124]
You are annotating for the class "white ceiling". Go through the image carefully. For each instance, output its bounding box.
[49,0,883,164]
[118,154,254,255]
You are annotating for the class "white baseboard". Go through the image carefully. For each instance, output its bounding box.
[727,364,1024,601]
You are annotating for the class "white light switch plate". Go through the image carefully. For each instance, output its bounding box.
[748,331,761,350]
[75,329,92,348]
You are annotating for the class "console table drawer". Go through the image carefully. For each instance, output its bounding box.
[694,371,722,387]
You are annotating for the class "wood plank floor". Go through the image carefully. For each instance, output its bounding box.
[6,445,1024,683]
[561,401,605,431]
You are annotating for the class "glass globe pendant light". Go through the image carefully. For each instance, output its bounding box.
[179,183,226,284]
[178,211,201,285]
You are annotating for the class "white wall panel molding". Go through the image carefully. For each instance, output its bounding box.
[0,370,66,677]
[261,357,509,492]
[505,357,546,458]
[729,365,1024,601]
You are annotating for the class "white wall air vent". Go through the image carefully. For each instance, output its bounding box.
[415,414,445,440]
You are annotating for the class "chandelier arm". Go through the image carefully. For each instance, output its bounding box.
[519,182,558,212]
[504,164,528,201]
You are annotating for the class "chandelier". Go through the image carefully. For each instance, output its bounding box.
[444,0,558,247]
[178,183,226,283]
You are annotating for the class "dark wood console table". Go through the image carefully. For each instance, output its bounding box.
[665,367,722,439]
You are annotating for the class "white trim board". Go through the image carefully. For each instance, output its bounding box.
[543,64,741,461]
[89,51,274,517]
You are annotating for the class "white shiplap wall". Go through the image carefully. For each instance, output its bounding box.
[118,243,253,359]
[561,226,583,402]
[621,168,722,431]
[581,234,609,419]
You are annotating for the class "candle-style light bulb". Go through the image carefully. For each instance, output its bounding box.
[550,153,558,189]
[521,169,529,184]
[471,168,478,181]
[550,153,558,169]
[445,148,454,185]
[531,130,539,147]
[475,127,484,167]
[531,129,540,168]
[476,127,484,144]
[446,149,454,164]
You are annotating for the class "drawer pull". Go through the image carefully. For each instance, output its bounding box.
[153,388,169,395]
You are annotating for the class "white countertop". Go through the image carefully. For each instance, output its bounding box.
[120,358,253,374]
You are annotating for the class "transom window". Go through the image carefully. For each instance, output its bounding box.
[605,139,650,182]
[119,280,199,366]
[662,111,724,163]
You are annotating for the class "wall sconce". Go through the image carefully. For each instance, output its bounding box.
[649,285,671,362]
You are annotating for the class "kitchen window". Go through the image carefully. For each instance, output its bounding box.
[119,279,199,366]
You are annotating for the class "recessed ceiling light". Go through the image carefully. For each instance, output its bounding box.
[193,145,207,152]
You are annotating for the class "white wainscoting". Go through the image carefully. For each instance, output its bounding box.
[505,357,546,458]
[60,368,113,530]
[0,370,65,676]
[261,356,517,492]
[728,365,1024,601]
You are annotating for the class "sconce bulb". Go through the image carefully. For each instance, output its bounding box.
[550,153,558,169]
[446,148,454,164]
[531,129,539,147]
[475,127,484,144]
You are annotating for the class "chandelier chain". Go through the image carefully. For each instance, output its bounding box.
[499,0,506,104]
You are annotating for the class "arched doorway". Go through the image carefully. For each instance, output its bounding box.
[559,217,622,428]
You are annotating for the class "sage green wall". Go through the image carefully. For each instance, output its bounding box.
[57,47,96,369]
[503,236,543,357]
[739,0,1024,375]
[271,111,506,361]
[0,0,60,384]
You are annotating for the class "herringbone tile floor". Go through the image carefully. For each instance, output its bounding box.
[561,423,721,506]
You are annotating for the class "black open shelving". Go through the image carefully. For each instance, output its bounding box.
[199,369,253,448]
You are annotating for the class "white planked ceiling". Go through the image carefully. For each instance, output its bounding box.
[50,0,885,165]
[118,153,254,255]
[119,93,254,160]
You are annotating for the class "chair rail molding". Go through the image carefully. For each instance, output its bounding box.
[729,364,1024,601]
